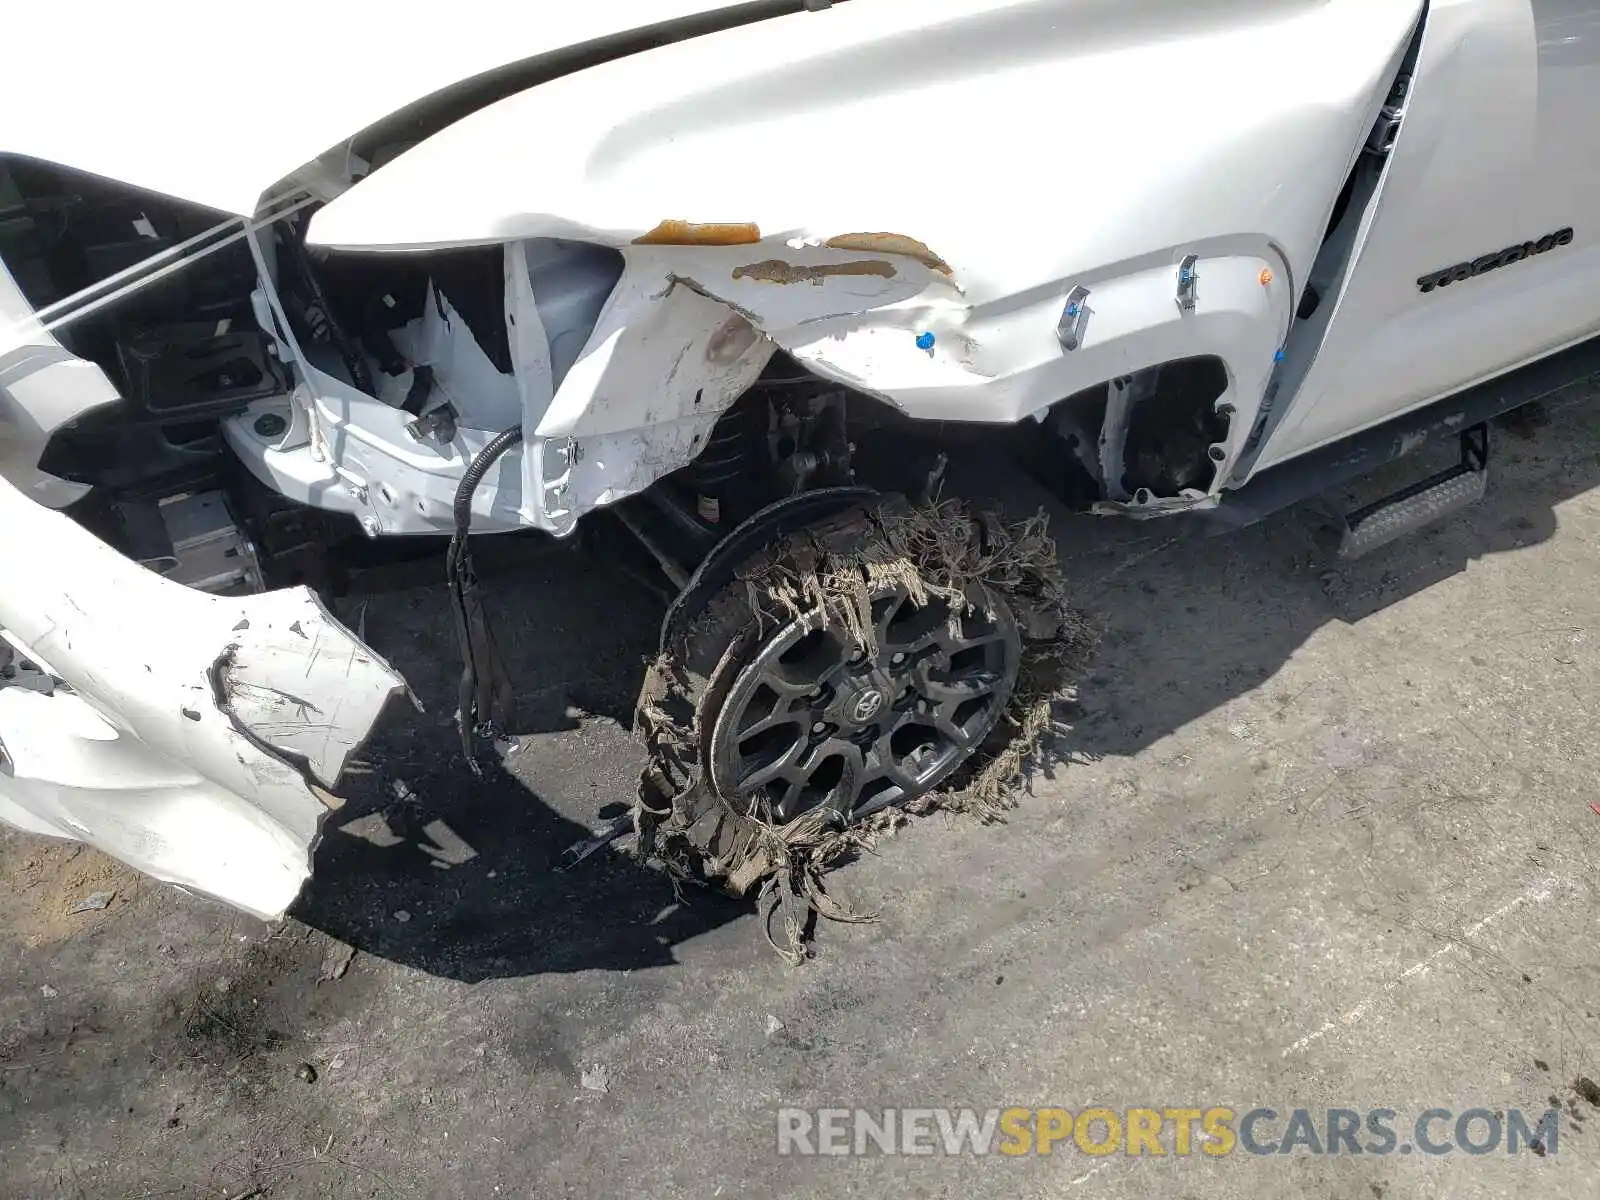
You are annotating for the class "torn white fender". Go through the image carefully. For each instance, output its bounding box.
[302,0,1412,520]
[514,239,1287,526]
[618,240,966,410]
[516,254,777,533]
[0,472,409,919]
[508,238,957,533]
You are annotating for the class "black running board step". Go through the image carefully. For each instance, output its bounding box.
[1339,424,1489,559]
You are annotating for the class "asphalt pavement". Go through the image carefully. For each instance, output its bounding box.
[4,392,1600,1199]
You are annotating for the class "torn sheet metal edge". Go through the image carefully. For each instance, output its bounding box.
[1091,491,1220,519]
[524,242,1288,528]
[518,253,780,532]
[236,236,1291,537]
[0,471,409,919]
[232,230,1289,538]
[1098,371,1154,503]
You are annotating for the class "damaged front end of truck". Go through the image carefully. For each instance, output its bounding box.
[1,0,1426,924]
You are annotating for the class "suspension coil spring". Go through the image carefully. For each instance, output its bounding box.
[683,396,766,524]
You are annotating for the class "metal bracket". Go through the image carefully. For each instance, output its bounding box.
[539,436,579,531]
[1176,255,1199,313]
[405,402,459,446]
[1366,74,1411,156]
[1459,420,1489,472]
[1056,285,1091,351]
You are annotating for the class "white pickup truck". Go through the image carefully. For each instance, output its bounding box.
[3,0,1596,918]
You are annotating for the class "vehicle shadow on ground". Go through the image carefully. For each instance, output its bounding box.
[1034,396,1583,769]
[295,394,1596,983]
[292,528,751,983]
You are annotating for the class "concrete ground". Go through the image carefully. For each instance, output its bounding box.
[5,392,1600,1199]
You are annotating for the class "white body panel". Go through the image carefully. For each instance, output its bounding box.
[1255,0,1600,469]
[0,252,118,508]
[0,472,407,917]
[295,0,1416,524]
[0,0,775,216]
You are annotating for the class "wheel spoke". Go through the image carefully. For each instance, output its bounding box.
[918,669,1002,702]
[756,626,856,697]
[762,738,864,816]
[961,629,1009,651]
[869,730,922,791]
[930,707,975,751]
[902,618,960,653]
[899,631,949,658]
[879,592,961,657]
[835,741,869,811]
[739,735,807,789]
[738,710,806,740]
[756,666,825,700]
[872,588,911,649]
[796,736,861,780]
[773,777,806,822]
[933,622,1005,656]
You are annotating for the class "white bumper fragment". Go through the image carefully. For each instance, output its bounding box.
[0,473,408,919]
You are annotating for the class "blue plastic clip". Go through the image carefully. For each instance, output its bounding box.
[1057,285,1092,351]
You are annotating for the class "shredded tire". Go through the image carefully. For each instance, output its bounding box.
[630,494,1102,963]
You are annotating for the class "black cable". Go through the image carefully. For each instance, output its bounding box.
[284,224,375,395]
[451,425,523,533]
[446,424,524,769]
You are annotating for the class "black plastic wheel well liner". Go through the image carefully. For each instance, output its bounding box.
[658,485,880,653]
[1119,355,1232,496]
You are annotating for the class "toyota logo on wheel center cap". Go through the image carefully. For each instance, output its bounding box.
[851,690,885,723]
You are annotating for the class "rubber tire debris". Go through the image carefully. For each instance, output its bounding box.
[631,495,1101,963]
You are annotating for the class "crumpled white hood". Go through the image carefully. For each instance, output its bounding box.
[0,0,770,216]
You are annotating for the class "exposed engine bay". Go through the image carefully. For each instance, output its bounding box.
[0,156,814,576]
[0,145,1246,931]
[0,151,1263,599]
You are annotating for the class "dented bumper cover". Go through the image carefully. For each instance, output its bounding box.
[0,473,407,919]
